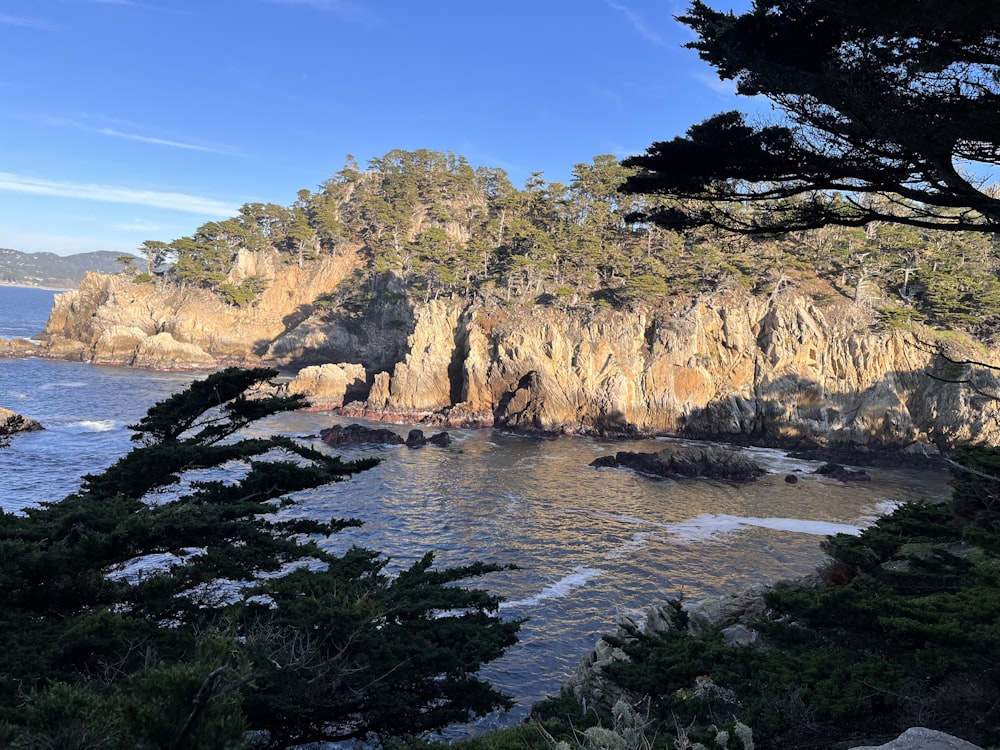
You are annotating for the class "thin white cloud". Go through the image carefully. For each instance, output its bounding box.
[264,0,378,24]
[96,128,224,153]
[59,0,182,11]
[0,173,239,216]
[606,2,665,47]
[43,116,235,155]
[0,13,59,32]
[591,85,625,108]
[110,219,174,232]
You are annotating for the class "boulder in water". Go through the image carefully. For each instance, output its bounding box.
[815,462,871,482]
[319,423,404,446]
[320,423,452,449]
[0,406,42,436]
[404,429,453,448]
[591,442,765,482]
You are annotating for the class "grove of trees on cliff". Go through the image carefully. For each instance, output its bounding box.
[0,368,520,748]
[519,1,999,748]
[130,145,1000,338]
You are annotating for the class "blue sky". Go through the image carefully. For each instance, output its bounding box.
[0,0,751,256]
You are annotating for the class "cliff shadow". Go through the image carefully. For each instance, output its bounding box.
[674,357,1000,464]
[256,271,418,376]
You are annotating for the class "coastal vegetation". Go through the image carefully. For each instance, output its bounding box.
[528,1,999,746]
[122,145,998,339]
[5,0,1000,746]
[0,368,519,748]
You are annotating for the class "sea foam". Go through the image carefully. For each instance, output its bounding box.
[500,567,603,609]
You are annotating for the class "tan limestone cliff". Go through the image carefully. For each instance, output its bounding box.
[347,288,1000,447]
[33,261,1000,446]
[40,248,358,368]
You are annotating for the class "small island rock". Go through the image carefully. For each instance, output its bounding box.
[591,442,765,482]
[0,406,43,436]
[815,462,872,482]
[320,423,404,446]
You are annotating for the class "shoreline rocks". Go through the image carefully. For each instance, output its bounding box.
[25,268,1000,453]
[318,423,451,449]
[816,462,872,482]
[590,443,766,482]
[0,406,43,436]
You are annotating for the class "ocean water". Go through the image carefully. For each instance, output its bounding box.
[0,285,953,733]
[0,285,59,340]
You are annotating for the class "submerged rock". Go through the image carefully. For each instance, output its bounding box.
[318,423,451,449]
[591,442,765,482]
[319,423,404,446]
[816,462,872,482]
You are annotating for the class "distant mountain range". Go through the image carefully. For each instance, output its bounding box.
[0,248,127,289]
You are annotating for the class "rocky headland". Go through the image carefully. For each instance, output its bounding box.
[0,407,42,437]
[25,251,1000,456]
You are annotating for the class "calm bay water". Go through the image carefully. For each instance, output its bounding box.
[0,285,952,733]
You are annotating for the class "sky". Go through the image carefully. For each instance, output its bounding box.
[0,0,753,257]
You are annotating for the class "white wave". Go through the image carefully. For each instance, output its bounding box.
[605,531,657,559]
[107,547,205,584]
[856,500,900,526]
[737,445,830,474]
[71,419,118,432]
[38,381,88,389]
[665,513,860,541]
[500,567,603,609]
[588,510,654,527]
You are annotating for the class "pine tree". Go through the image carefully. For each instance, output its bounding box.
[0,367,520,748]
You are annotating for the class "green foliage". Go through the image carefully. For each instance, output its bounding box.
[622,0,1000,235]
[135,146,1000,336]
[567,454,1000,748]
[115,254,138,274]
[0,367,520,748]
[216,276,268,307]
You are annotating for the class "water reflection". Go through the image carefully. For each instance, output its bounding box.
[0,362,953,730]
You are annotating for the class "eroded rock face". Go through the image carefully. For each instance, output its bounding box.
[348,288,1000,447]
[288,363,367,408]
[40,249,358,366]
[36,267,1000,448]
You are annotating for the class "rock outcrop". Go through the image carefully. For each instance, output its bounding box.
[340,287,1000,448]
[320,424,405,446]
[318,423,451,448]
[288,363,368,408]
[850,728,984,750]
[39,248,359,368]
[591,443,766,482]
[31,263,1000,449]
[0,406,43,435]
[0,337,41,358]
[564,584,781,716]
